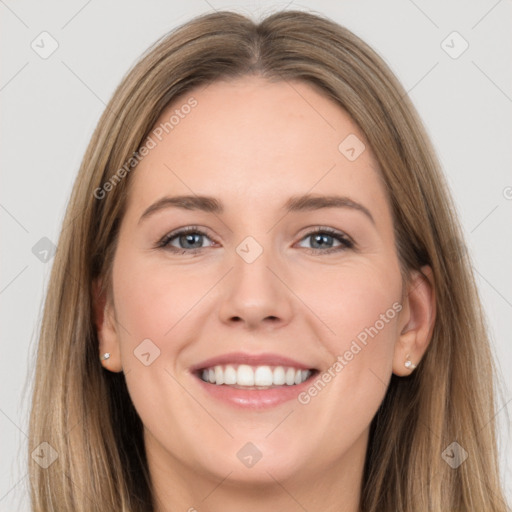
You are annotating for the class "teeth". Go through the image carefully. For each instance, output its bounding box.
[224,365,237,385]
[285,367,296,385]
[215,366,224,385]
[273,366,285,385]
[200,364,312,387]
[237,364,255,386]
[254,365,274,386]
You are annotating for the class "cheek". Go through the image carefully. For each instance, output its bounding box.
[285,264,401,464]
[112,254,209,355]
[295,260,402,358]
[110,252,222,430]
[111,255,211,460]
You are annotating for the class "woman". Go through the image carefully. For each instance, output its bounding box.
[28,9,510,512]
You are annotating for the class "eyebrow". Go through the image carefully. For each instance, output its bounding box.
[138,193,375,225]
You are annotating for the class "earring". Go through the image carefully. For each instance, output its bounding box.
[100,352,111,361]
[404,354,417,370]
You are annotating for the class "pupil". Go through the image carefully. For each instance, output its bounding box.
[181,233,202,248]
[313,234,332,248]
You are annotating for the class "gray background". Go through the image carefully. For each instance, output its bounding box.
[1,0,511,509]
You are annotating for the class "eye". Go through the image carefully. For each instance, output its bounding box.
[296,227,354,254]
[156,226,354,255]
[157,226,216,254]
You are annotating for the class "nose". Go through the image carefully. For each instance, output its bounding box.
[218,246,295,331]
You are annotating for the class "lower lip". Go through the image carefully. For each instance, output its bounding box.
[193,373,317,409]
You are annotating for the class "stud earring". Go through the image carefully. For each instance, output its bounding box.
[100,352,111,361]
[404,354,416,370]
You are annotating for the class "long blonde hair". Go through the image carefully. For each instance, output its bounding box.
[28,9,510,511]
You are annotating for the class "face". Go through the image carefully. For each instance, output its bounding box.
[98,76,420,495]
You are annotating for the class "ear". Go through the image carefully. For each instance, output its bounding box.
[92,277,123,373]
[393,265,436,376]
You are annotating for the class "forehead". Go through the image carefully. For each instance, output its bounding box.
[125,76,388,220]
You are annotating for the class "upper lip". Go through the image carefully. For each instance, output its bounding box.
[190,352,316,372]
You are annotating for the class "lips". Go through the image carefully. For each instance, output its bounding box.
[190,351,316,372]
[189,352,319,409]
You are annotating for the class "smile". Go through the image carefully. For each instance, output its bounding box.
[190,351,320,408]
[198,364,315,388]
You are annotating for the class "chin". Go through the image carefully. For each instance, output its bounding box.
[194,437,310,485]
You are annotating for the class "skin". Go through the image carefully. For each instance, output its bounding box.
[95,76,436,512]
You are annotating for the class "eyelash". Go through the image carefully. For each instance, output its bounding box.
[156,225,355,255]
